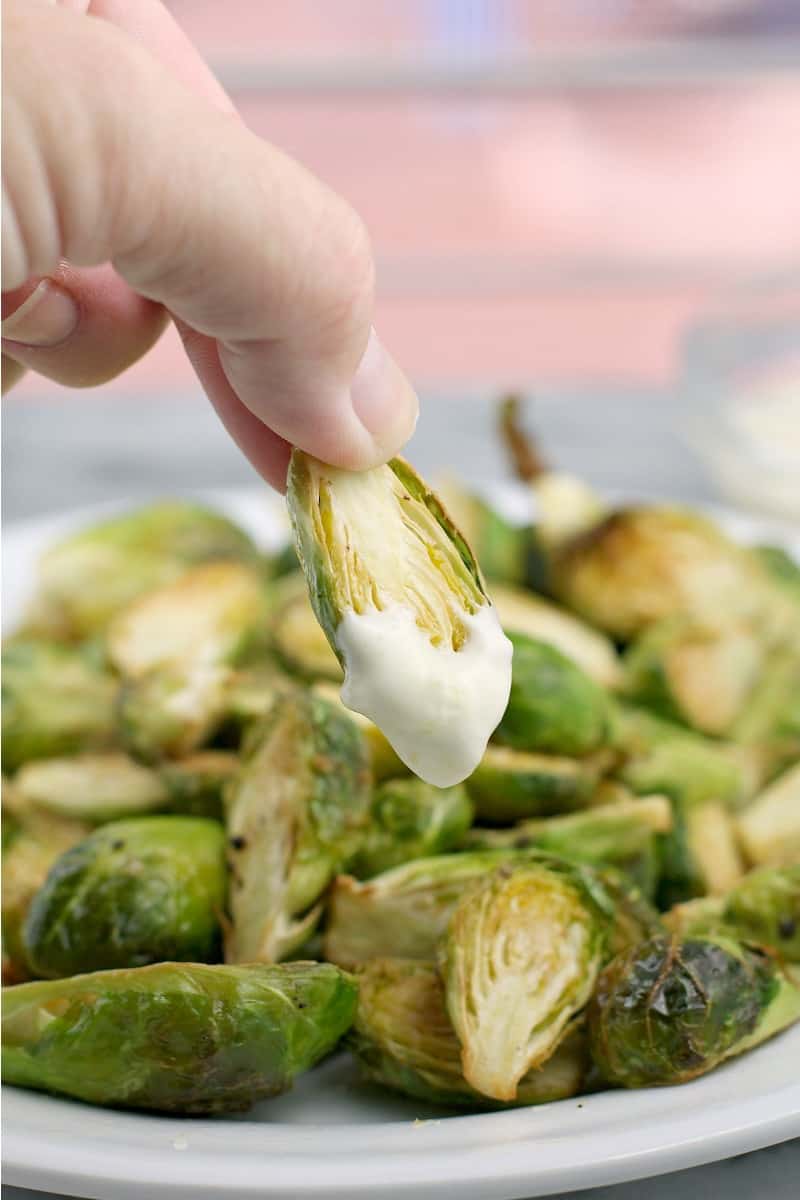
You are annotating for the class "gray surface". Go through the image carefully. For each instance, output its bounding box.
[1,387,796,1200]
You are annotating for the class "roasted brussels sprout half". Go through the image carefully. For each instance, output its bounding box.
[116,663,232,762]
[349,958,588,1108]
[13,753,169,823]
[23,501,257,640]
[732,649,800,781]
[23,816,226,977]
[287,451,512,786]
[463,794,672,899]
[312,682,405,781]
[2,640,117,772]
[158,752,239,820]
[623,618,763,736]
[348,778,473,879]
[270,573,343,682]
[2,961,357,1113]
[1,811,90,983]
[550,506,785,640]
[465,744,607,823]
[666,866,800,961]
[588,934,800,1087]
[736,763,800,868]
[489,582,621,688]
[495,633,613,759]
[225,692,371,964]
[440,861,614,1099]
[434,478,534,589]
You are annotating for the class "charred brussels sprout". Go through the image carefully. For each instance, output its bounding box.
[2,961,357,1113]
[23,816,226,977]
[349,958,588,1108]
[588,935,800,1087]
[463,794,672,899]
[13,754,169,823]
[736,763,800,868]
[666,866,800,961]
[495,633,613,758]
[2,641,117,772]
[440,861,614,1100]
[287,451,512,786]
[489,582,621,688]
[465,744,605,823]
[225,692,371,964]
[348,778,473,878]
[623,618,763,736]
[23,501,257,640]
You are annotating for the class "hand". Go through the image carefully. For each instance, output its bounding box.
[1,0,418,488]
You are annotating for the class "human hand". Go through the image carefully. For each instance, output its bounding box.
[1,0,418,488]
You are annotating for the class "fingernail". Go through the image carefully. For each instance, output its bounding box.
[350,327,419,448]
[1,280,79,348]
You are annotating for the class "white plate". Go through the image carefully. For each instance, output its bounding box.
[3,487,800,1200]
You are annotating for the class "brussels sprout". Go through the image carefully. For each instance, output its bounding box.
[588,934,800,1087]
[489,582,621,688]
[325,850,532,968]
[463,794,672,899]
[434,478,534,588]
[495,633,613,758]
[440,861,614,1099]
[551,506,783,640]
[623,618,763,736]
[270,573,343,682]
[225,692,371,964]
[614,707,753,810]
[348,779,473,879]
[108,561,267,679]
[736,763,800,868]
[158,752,239,820]
[312,683,405,781]
[1,811,91,983]
[465,744,606,823]
[2,640,117,772]
[287,451,512,786]
[732,649,800,781]
[23,816,226,977]
[23,501,257,640]
[754,545,800,603]
[2,961,357,1113]
[349,958,588,1108]
[116,662,232,762]
[666,866,800,961]
[13,754,169,823]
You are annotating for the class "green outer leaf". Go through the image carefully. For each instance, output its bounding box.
[23,816,227,977]
[2,961,357,1114]
[465,745,604,823]
[348,778,474,878]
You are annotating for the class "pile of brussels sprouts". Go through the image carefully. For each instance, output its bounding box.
[3,435,800,1117]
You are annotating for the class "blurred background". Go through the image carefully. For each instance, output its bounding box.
[4,0,800,523]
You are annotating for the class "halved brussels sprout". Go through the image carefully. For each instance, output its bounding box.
[736,763,800,868]
[666,866,800,961]
[1,810,91,983]
[440,861,613,1100]
[107,561,267,679]
[434,478,534,589]
[23,501,256,640]
[158,751,239,820]
[732,649,800,782]
[349,958,588,1108]
[2,961,357,1113]
[270,572,343,682]
[23,816,226,977]
[489,582,621,688]
[463,794,672,899]
[287,451,512,787]
[623,618,763,736]
[116,662,232,762]
[348,778,473,879]
[495,633,614,758]
[225,692,371,964]
[13,754,169,823]
[312,682,405,781]
[2,640,117,772]
[588,934,800,1088]
[551,506,784,640]
[465,744,607,823]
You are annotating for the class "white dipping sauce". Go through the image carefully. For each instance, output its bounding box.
[337,603,513,787]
